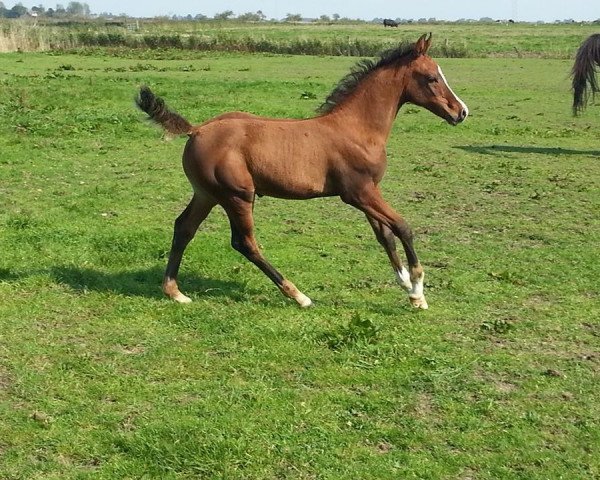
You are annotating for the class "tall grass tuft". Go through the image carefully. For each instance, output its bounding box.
[0,20,471,57]
[0,20,48,52]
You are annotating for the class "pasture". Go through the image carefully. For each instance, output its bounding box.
[1,25,599,479]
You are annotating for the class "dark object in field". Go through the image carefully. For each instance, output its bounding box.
[136,34,468,310]
[383,18,399,27]
[572,33,600,114]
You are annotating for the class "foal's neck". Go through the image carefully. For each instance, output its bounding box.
[330,66,407,143]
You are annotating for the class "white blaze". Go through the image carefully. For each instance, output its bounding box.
[438,66,468,118]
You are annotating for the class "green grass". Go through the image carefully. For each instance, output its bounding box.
[0,42,599,479]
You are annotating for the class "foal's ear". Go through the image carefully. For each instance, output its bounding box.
[415,33,433,55]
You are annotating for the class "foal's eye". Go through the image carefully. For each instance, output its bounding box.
[426,75,438,83]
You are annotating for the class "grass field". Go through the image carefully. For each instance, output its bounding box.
[0,25,599,479]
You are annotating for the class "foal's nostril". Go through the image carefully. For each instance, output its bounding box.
[450,108,468,126]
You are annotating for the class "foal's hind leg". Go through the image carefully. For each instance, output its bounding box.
[223,195,312,307]
[163,192,216,303]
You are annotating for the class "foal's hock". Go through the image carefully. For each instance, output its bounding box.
[136,34,468,309]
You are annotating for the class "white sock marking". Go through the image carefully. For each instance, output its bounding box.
[396,267,412,291]
[410,277,424,298]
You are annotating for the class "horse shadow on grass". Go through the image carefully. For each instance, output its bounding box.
[49,265,411,312]
[455,145,600,157]
[5,263,427,313]
[0,268,19,282]
[50,265,247,302]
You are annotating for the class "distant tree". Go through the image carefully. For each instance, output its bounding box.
[332,13,340,21]
[194,13,207,20]
[284,13,302,22]
[45,7,55,16]
[237,11,265,22]
[7,3,28,17]
[66,2,90,16]
[319,14,330,22]
[214,10,234,20]
[31,5,45,15]
[237,12,253,21]
[55,4,66,16]
[480,17,493,22]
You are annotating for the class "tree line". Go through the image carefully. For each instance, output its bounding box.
[0,3,355,22]
[0,1,90,18]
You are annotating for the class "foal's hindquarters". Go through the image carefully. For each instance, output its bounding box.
[161,123,318,309]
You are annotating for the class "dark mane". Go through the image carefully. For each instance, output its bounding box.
[572,33,600,115]
[318,42,418,114]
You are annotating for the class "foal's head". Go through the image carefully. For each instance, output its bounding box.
[403,34,468,125]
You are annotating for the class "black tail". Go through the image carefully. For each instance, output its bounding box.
[135,86,193,135]
[572,33,600,115]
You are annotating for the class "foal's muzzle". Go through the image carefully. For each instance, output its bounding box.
[449,107,468,126]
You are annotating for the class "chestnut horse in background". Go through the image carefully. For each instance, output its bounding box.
[136,34,468,310]
[572,33,600,114]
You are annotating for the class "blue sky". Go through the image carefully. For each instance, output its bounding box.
[72,0,599,22]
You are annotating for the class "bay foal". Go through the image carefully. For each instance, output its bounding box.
[136,34,468,309]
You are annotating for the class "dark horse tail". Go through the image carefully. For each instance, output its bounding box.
[136,86,193,135]
[572,33,600,115]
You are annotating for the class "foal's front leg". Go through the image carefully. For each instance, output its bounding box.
[345,185,428,309]
[366,215,413,293]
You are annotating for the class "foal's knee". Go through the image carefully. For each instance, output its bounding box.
[393,220,413,243]
[375,228,395,249]
[231,235,258,258]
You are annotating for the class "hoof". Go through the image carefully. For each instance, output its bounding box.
[172,292,192,304]
[409,295,428,310]
[296,293,313,308]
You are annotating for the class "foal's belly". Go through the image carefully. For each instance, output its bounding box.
[250,161,336,200]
